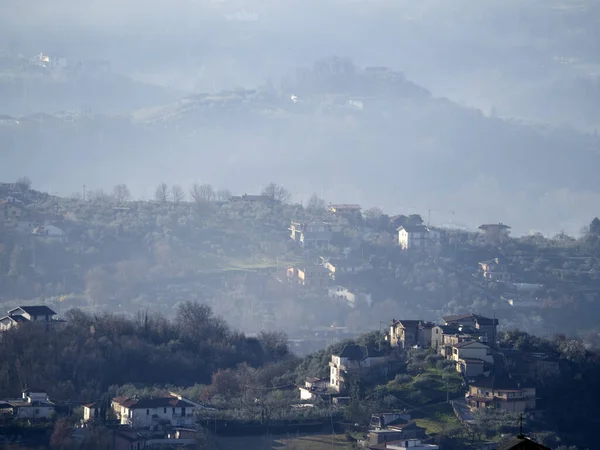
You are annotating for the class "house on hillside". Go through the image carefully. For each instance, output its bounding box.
[83,402,102,422]
[328,204,362,217]
[466,376,536,413]
[0,306,61,332]
[329,344,388,393]
[389,320,435,349]
[479,223,511,245]
[431,324,490,357]
[0,389,55,419]
[111,395,196,428]
[328,285,372,308]
[298,378,330,402]
[451,341,494,377]
[289,221,332,248]
[479,258,511,282]
[397,226,440,250]
[366,438,438,450]
[363,423,429,447]
[442,313,499,348]
[321,257,367,280]
[369,411,412,430]
[287,265,330,288]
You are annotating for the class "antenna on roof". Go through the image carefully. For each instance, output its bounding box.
[517,413,525,439]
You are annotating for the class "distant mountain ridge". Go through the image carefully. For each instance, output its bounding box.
[2,60,599,235]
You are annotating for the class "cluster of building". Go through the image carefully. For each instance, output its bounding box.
[298,313,546,419]
[388,313,547,414]
[0,305,61,332]
[0,389,55,420]
[0,195,66,237]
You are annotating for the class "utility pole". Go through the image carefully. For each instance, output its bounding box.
[82,184,86,202]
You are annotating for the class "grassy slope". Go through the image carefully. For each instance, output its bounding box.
[218,432,356,450]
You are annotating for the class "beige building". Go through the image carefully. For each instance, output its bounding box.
[287,265,330,288]
[466,377,536,413]
[450,341,494,377]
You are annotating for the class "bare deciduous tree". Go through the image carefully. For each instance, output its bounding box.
[262,182,291,204]
[112,184,131,203]
[198,183,215,202]
[216,189,232,202]
[15,176,32,192]
[306,193,326,212]
[171,185,185,204]
[155,182,169,203]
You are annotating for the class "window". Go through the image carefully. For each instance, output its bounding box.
[164,407,167,414]
[146,409,149,416]
[181,407,186,417]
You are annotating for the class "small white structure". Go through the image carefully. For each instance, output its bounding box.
[387,439,439,450]
[298,378,329,402]
[111,395,196,428]
[33,225,65,237]
[0,390,55,420]
[328,285,372,308]
[397,226,440,250]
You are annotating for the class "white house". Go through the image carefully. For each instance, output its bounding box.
[397,226,441,250]
[328,285,372,308]
[0,306,59,332]
[289,221,332,248]
[329,344,388,392]
[111,396,196,428]
[0,389,55,420]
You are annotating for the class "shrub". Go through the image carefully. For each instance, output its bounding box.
[394,374,412,384]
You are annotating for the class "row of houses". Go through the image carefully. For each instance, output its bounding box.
[388,314,546,414]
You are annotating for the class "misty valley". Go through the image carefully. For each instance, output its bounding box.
[2,1,600,449]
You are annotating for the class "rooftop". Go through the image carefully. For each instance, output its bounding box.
[442,313,498,326]
[112,396,195,409]
[452,340,488,349]
[496,435,550,450]
[9,306,57,317]
[329,204,361,210]
[397,225,429,233]
[470,376,531,391]
[479,223,511,230]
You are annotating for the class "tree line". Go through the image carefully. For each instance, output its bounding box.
[0,302,290,402]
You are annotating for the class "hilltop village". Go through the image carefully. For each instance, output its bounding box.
[1,181,599,449]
